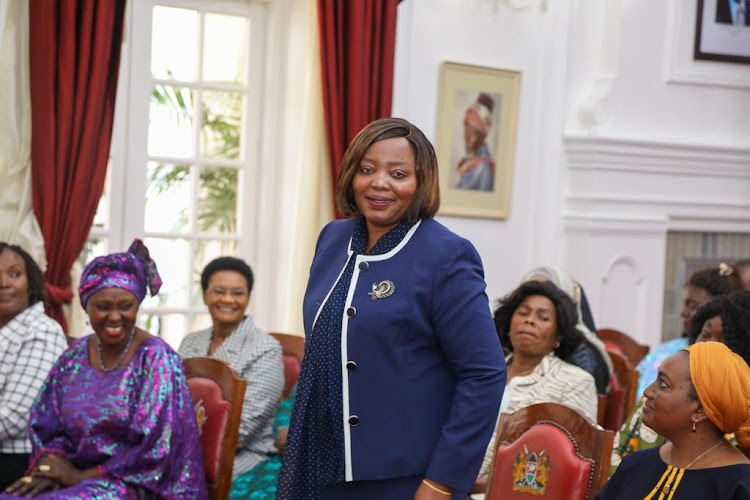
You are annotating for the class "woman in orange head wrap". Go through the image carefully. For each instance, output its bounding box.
[598,341,750,499]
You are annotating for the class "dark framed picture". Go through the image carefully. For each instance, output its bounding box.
[435,62,521,219]
[695,0,750,64]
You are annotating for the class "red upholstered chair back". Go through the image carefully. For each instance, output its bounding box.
[486,403,614,500]
[603,374,626,431]
[270,332,304,399]
[598,328,650,368]
[607,350,639,421]
[185,357,246,500]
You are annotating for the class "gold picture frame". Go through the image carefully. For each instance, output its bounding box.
[435,62,521,219]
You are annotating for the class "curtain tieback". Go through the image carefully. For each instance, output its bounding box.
[46,283,74,305]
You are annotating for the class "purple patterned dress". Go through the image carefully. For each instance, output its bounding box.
[0,336,208,499]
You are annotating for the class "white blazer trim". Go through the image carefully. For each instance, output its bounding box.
[311,243,354,332]
[341,259,361,482]
[340,219,421,481]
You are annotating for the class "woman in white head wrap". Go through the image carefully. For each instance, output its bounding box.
[522,266,613,394]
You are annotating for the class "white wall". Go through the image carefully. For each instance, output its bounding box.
[392,0,750,345]
[392,0,573,306]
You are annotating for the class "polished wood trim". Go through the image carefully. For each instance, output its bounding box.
[185,357,247,500]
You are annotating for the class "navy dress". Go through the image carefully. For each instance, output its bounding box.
[597,446,750,499]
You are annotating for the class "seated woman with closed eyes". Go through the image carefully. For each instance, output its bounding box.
[474,280,598,489]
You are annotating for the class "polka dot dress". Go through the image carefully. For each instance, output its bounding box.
[277,216,414,500]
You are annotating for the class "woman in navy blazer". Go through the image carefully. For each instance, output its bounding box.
[277,118,506,499]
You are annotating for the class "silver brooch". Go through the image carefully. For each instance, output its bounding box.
[368,280,395,301]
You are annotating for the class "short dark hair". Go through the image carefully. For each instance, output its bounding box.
[493,280,583,360]
[200,257,254,294]
[0,242,46,307]
[335,117,440,223]
[687,290,750,365]
[687,266,741,297]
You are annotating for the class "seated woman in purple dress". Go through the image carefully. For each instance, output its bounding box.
[2,239,207,499]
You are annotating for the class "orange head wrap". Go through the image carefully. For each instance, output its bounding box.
[686,342,750,447]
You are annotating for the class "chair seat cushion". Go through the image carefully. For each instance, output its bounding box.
[488,422,594,500]
[187,376,231,483]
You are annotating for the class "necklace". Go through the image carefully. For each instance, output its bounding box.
[96,326,136,372]
[672,439,724,469]
[661,439,723,495]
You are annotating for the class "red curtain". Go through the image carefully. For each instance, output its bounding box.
[29,0,127,331]
[317,0,400,216]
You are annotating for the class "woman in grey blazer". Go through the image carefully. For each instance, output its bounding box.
[178,257,284,482]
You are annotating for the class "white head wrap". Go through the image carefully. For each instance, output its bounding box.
[521,266,614,376]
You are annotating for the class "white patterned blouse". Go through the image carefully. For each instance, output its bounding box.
[478,352,598,477]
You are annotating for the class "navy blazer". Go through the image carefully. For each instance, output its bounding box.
[302,217,506,492]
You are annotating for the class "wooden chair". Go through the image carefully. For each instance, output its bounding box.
[270,332,305,399]
[185,357,246,500]
[607,350,639,422]
[486,403,615,500]
[596,395,607,427]
[597,328,650,368]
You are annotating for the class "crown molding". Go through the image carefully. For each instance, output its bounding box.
[565,135,750,178]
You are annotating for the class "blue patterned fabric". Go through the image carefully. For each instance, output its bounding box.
[277,217,413,500]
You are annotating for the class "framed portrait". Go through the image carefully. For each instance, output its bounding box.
[435,62,521,219]
[694,0,750,64]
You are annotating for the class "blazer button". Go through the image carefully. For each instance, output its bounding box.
[346,361,357,371]
[348,415,359,426]
[346,307,356,318]
[358,261,369,271]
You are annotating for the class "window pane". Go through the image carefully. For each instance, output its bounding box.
[191,312,212,333]
[149,85,195,158]
[140,313,187,350]
[78,237,108,268]
[197,166,238,234]
[191,239,239,306]
[151,7,198,81]
[200,91,244,160]
[93,166,110,229]
[142,237,189,308]
[202,13,250,85]
[145,162,191,233]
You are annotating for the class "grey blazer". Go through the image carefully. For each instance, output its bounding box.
[178,315,284,479]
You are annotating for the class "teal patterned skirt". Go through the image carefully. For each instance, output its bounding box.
[230,385,296,499]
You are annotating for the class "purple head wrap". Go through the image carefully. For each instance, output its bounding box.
[78,239,163,308]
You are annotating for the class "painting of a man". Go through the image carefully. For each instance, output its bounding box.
[716,0,749,25]
[455,92,496,192]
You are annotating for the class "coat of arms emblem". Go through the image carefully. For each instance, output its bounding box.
[512,445,550,494]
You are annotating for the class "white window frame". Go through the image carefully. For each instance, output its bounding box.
[101,0,267,343]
